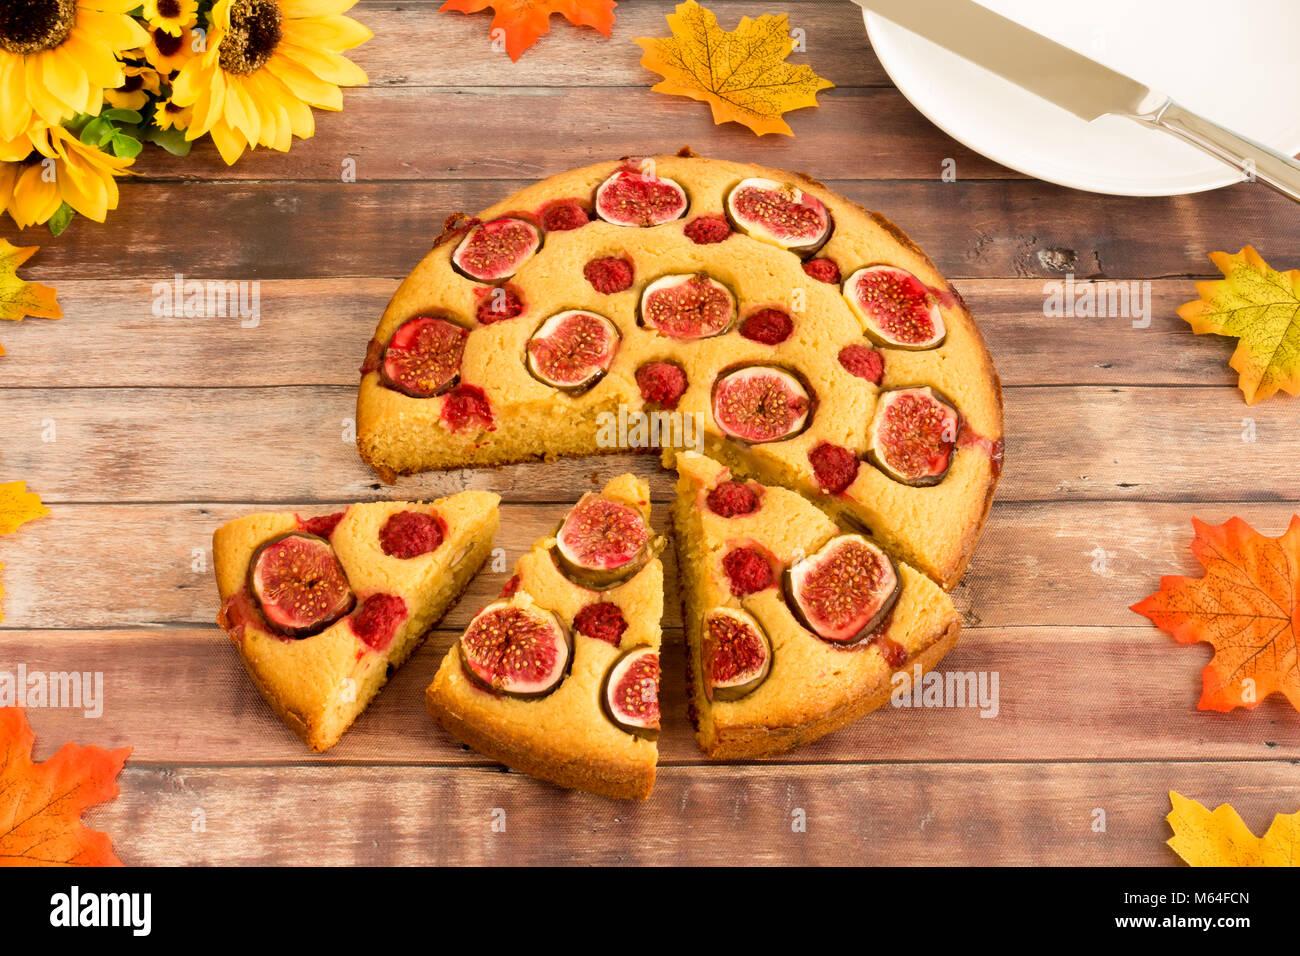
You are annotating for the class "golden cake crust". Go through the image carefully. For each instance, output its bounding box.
[213,492,500,751]
[356,153,1002,590]
[424,475,662,800]
[673,454,962,759]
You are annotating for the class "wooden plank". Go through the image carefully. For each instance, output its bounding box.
[1,500,1296,630]
[1,626,1291,766]
[130,87,1017,183]
[0,386,1292,504]
[73,759,1292,865]
[3,180,1292,281]
[347,0,892,90]
[0,279,1234,389]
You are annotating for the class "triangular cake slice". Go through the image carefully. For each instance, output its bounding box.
[673,455,960,759]
[214,492,500,752]
[426,475,664,800]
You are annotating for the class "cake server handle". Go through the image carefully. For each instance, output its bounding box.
[1132,98,1300,204]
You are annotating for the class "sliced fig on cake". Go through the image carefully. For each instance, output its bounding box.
[783,534,900,645]
[711,365,812,443]
[602,645,661,739]
[552,493,653,590]
[725,178,833,255]
[525,310,620,394]
[702,607,772,702]
[867,386,960,487]
[843,265,946,350]
[451,217,542,282]
[248,532,356,638]
[638,274,735,340]
[594,169,688,226]
[459,601,572,698]
[380,315,469,398]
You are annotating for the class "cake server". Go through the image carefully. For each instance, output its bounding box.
[853,0,1300,203]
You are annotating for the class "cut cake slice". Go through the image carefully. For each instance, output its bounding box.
[214,492,500,751]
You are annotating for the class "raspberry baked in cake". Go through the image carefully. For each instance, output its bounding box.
[213,493,499,751]
[356,153,1002,589]
[425,475,664,800]
[674,454,960,759]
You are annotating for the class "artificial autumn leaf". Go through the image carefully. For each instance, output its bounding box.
[0,239,62,356]
[1167,791,1300,866]
[0,708,131,866]
[1177,246,1300,405]
[440,0,617,62]
[635,1,833,137]
[0,482,50,624]
[1131,515,1300,713]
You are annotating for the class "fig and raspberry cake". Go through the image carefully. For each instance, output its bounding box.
[425,475,664,800]
[213,492,500,752]
[674,454,960,759]
[356,152,1003,589]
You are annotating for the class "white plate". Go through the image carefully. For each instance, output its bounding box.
[863,0,1300,196]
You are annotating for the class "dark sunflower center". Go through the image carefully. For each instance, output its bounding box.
[153,27,182,57]
[0,0,76,55]
[157,0,181,18]
[120,73,144,93]
[219,0,282,75]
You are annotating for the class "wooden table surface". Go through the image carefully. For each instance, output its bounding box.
[2,0,1298,866]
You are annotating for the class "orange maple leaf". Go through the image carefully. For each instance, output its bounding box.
[440,0,617,62]
[1132,516,1300,713]
[0,708,131,866]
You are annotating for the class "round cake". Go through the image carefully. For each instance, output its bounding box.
[356,151,1004,590]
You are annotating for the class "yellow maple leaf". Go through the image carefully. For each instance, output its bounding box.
[0,239,61,357]
[635,1,833,137]
[1177,246,1300,405]
[1167,791,1300,866]
[0,482,50,624]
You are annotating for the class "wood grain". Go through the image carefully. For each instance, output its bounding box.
[78,760,1295,865]
[2,501,1296,631]
[0,0,1293,866]
[0,386,1292,503]
[0,279,1237,389]
[3,626,1295,766]
[346,0,893,90]
[5,179,1294,282]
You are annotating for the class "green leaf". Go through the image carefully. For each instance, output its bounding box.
[47,203,75,237]
[100,108,143,124]
[144,124,193,157]
[78,117,111,146]
[109,133,143,159]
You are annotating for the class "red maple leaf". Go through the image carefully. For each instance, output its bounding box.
[440,0,617,61]
[1132,516,1300,713]
[0,708,131,866]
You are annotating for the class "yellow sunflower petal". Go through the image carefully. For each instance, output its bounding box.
[11,165,62,229]
[279,0,360,18]
[42,46,92,114]
[0,163,17,218]
[282,14,373,51]
[77,8,151,50]
[208,120,248,165]
[62,29,128,89]
[0,61,34,141]
[265,54,343,110]
[277,41,367,87]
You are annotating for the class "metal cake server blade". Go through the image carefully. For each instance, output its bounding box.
[855,0,1300,202]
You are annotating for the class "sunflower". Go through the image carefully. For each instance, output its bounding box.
[105,63,164,110]
[143,0,198,37]
[154,98,193,131]
[0,124,134,228]
[142,24,201,75]
[0,0,150,140]
[171,0,371,164]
